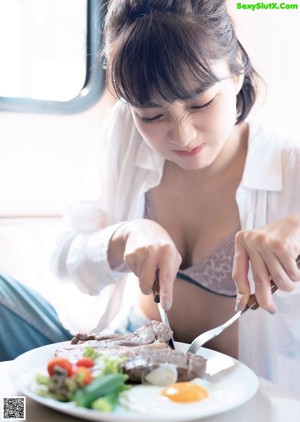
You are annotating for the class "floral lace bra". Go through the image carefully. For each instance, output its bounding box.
[144,191,237,297]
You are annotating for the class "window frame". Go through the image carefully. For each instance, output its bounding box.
[0,0,105,114]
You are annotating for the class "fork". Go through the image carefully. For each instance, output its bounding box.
[186,284,277,354]
[187,256,300,354]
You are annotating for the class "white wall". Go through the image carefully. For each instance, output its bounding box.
[0,95,113,216]
[228,1,300,138]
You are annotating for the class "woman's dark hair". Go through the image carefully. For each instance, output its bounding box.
[100,0,259,123]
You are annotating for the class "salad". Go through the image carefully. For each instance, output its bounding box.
[35,346,131,412]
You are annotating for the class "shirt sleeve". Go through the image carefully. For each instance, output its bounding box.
[52,221,128,295]
[51,103,131,295]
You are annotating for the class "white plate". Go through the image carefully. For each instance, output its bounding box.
[11,341,259,422]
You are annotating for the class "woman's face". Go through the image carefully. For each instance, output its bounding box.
[130,62,243,171]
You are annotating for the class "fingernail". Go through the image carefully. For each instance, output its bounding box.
[235,299,242,312]
[163,299,171,311]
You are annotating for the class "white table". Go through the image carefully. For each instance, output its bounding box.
[1,360,300,421]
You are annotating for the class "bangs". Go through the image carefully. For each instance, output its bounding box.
[107,14,221,106]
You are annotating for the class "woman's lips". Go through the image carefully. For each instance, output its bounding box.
[175,144,205,157]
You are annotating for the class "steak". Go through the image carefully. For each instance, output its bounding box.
[57,321,206,383]
[117,343,207,383]
[70,320,173,346]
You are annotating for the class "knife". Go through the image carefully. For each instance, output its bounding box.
[152,270,176,350]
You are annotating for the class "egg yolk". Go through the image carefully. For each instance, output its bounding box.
[161,382,208,403]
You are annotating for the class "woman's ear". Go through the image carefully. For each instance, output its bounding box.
[234,51,245,95]
[235,72,244,95]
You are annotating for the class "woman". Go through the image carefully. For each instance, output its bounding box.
[50,0,300,394]
[52,0,300,394]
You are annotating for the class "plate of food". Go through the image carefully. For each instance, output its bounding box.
[11,321,259,422]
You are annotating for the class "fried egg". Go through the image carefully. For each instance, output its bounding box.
[161,382,208,402]
[119,378,209,414]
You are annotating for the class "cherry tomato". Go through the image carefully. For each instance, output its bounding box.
[75,357,95,368]
[47,357,72,377]
[72,366,94,385]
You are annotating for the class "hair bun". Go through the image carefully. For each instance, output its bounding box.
[125,0,178,20]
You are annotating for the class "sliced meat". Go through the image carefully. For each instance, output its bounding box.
[71,320,173,347]
[60,321,206,383]
[118,345,206,383]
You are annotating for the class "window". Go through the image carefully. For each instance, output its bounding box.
[0,0,104,113]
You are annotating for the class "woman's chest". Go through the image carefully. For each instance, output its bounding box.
[145,181,240,268]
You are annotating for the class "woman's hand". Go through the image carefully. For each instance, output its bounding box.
[109,219,182,311]
[232,214,300,313]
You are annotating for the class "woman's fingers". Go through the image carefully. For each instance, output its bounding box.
[232,235,252,311]
[122,219,181,308]
[233,224,300,314]
[249,252,278,313]
[138,243,181,310]
[156,245,182,311]
[234,230,278,313]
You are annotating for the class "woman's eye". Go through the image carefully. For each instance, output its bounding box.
[191,97,216,111]
[140,114,164,123]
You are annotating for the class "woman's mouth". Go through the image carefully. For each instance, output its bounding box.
[175,144,205,157]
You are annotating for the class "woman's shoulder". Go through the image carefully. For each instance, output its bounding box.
[242,118,300,188]
[248,118,300,155]
[248,119,300,191]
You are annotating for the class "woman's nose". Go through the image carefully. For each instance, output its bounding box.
[169,119,197,148]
